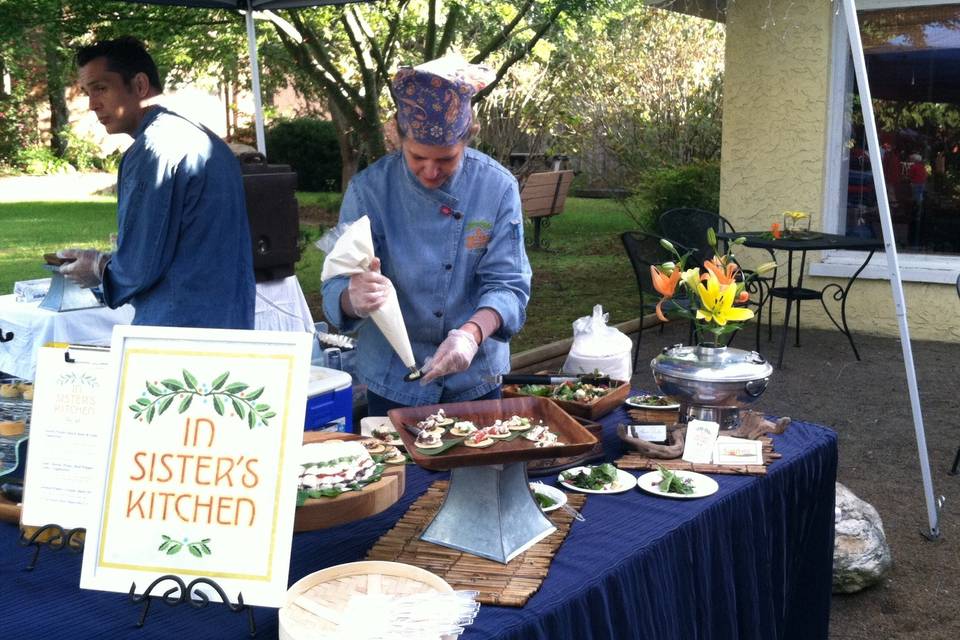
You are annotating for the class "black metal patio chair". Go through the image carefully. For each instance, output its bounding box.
[620,230,694,372]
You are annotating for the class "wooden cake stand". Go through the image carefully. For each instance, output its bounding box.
[390,397,596,564]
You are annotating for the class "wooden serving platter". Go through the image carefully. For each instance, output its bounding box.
[389,397,597,471]
[527,416,605,476]
[502,378,631,420]
[294,432,405,532]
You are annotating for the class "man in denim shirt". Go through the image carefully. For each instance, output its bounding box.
[58,37,254,329]
[322,57,532,413]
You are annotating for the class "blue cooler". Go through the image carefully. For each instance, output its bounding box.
[304,366,354,432]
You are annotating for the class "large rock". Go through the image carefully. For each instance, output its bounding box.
[833,482,893,593]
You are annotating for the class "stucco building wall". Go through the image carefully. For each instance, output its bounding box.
[719,0,953,342]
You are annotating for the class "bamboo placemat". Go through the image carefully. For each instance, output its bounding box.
[365,480,586,606]
[616,435,780,476]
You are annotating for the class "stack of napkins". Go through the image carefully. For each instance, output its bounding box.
[14,278,51,303]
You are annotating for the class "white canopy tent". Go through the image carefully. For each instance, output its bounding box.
[841,0,939,539]
[124,0,369,157]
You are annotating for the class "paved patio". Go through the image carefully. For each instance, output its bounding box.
[0,173,115,202]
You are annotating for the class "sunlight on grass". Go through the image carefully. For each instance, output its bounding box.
[0,193,646,353]
[0,200,116,289]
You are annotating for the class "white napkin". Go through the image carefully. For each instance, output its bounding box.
[320,217,417,370]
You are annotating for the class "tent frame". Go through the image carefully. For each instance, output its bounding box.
[842,0,940,539]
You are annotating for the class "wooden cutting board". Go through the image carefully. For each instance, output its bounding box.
[294,431,405,532]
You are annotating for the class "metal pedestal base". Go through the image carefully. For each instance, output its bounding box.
[681,404,741,430]
[39,271,101,312]
[420,462,555,564]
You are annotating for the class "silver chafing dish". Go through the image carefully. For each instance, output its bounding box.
[651,344,773,429]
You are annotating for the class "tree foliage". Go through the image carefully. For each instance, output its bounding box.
[263,0,600,181]
[547,3,725,189]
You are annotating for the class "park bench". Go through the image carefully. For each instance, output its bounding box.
[519,170,574,249]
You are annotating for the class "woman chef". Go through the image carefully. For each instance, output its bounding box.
[321,57,532,415]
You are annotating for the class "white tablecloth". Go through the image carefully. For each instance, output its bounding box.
[0,276,315,380]
[254,275,315,333]
[0,294,134,380]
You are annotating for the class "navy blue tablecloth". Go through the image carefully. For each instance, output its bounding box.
[0,403,837,639]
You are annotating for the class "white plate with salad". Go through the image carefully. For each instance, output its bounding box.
[529,482,567,512]
[625,394,680,410]
[558,464,637,494]
[637,468,718,499]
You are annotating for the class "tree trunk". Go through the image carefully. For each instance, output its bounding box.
[329,100,359,189]
[0,55,7,99]
[44,35,69,158]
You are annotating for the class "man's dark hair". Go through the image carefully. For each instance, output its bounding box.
[76,37,163,92]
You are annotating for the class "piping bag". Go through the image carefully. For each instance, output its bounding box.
[319,216,422,381]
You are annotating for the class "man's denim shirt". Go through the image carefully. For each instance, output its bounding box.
[322,147,532,405]
[102,106,255,329]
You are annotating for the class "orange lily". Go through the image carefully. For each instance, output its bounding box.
[770,222,782,239]
[702,256,738,286]
[736,290,750,304]
[650,265,681,322]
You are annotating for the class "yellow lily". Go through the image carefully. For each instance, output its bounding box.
[696,274,755,326]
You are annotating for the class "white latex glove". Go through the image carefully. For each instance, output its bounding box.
[420,329,479,384]
[344,257,392,318]
[57,248,109,289]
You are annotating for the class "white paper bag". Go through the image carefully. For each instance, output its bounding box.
[320,217,417,369]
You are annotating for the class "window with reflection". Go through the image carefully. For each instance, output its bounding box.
[841,5,960,255]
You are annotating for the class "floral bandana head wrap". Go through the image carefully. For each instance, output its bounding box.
[391,56,495,146]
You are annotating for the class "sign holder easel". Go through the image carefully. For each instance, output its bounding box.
[19,524,85,570]
[128,575,256,636]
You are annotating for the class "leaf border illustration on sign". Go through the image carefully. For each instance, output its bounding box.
[129,369,276,428]
[159,534,212,558]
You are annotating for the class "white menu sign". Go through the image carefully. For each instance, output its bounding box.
[681,419,720,464]
[80,326,311,607]
[21,345,112,529]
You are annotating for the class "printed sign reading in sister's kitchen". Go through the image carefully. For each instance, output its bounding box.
[80,326,311,608]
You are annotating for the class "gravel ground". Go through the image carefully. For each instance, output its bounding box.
[630,321,960,639]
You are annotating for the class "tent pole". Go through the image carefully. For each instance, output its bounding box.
[245,1,267,156]
[841,0,940,539]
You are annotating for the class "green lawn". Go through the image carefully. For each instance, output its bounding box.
[0,195,643,352]
[0,199,117,288]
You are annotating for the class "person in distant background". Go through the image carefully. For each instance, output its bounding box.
[322,57,532,415]
[908,153,927,246]
[58,36,254,329]
[908,153,927,208]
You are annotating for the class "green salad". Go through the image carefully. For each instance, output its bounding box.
[561,463,619,491]
[656,465,694,495]
[519,381,610,402]
[534,492,557,509]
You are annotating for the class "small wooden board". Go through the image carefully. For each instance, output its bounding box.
[366,480,586,607]
[616,435,780,476]
[503,379,631,420]
[627,407,681,426]
[0,493,20,524]
[294,432,405,532]
[390,397,597,471]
